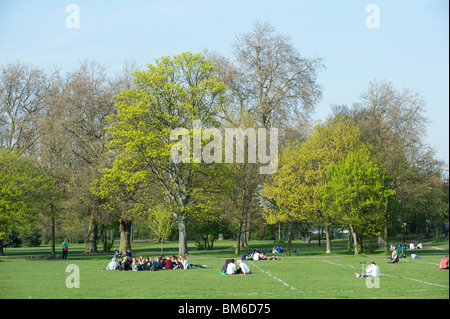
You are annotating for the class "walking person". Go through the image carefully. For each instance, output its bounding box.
[62,238,68,259]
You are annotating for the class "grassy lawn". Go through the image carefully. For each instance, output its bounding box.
[0,239,448,299]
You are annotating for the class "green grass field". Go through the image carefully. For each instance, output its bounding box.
[0,240,448,299]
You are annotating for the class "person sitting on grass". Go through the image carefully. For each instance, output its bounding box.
[221,259,230,274]
[236,260,251,275]
[226,259,236,274]
[270,255,280,260]
[180,255,190,269]
[164,255,174,270]
[440,256,449,269]
[106,257,118,270]
[143,257,153,270]
[355,262,380,278]
[154,257,164,270]
[119,256,132,271]
[252,250,260,260]
[388,250,399,263]
[173,256,183,269]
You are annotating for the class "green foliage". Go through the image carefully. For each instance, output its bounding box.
[320,149,395,236]
[0,149,54,242]
[264,116,367,224]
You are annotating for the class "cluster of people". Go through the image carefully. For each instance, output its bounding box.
[221,259,251,275]
[388,242,424,263]
[272,245,283,253]
[106,249,189,271]
[241,248,282,261]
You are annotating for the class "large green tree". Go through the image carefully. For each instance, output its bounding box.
[0,150,54,255]
[264,116,367,254]
[97,52,226,255]
[320,149,395,255]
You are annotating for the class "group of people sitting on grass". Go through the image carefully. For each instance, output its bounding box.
[387,242,424,263]
[221,259,251,275]
[106,249,189,271]
[241,248,282,261]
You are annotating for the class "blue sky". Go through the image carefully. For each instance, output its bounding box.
[0,0,448,169]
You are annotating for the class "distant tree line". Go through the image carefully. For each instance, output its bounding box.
[1,22,447,256]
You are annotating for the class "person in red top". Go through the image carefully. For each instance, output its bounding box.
[439,256,449,269]
[164,256,174,269]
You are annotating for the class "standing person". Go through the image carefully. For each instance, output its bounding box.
[62,238,68,259]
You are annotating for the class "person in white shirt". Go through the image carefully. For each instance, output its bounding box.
[355,262,380,278]
[252,251,260,260]
[226,259,236,274]
[180,255,190,269]
[409,242,415,250]
[416,242,423,249]
[237,260,251,275]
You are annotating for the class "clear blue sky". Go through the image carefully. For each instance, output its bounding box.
[0,0,448,170]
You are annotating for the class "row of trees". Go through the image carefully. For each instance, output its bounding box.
[1,22,447,256]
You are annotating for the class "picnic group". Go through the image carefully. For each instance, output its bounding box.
[387,241,449,270]
[220,247,283,276]
[105,249,190,271]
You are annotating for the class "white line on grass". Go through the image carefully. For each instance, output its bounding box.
[249,261,301,293]
[322,259,449,289]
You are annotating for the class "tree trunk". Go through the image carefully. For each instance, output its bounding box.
[348,227,353,252]
[0,239,3,255]
[350,225,358,256]
[286,223,292,256]
[178,216,188,255]
[235,222,242,255]
[241,220,249,248]
[325,222,332,254]
[85,212,98,253]
[278,222,282,241]
[51,208,56,257]
[119,217,132,255]
[383,195,390,254]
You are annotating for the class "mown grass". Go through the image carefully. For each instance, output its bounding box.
[0,239,448,299]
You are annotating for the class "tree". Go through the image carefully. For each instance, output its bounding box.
[101,52,226,255]
[59,60,120,253]
[0,61,48,155]
[210,21,324,131]
[264,116,367,254]
[145,206,175,255]
[320,149,395,255]
[332,79,438,252]
[208,21,324,253]
[0,149,54,255]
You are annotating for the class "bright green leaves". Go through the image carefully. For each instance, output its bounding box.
[320,149,395,235]
[0,149,54,240]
